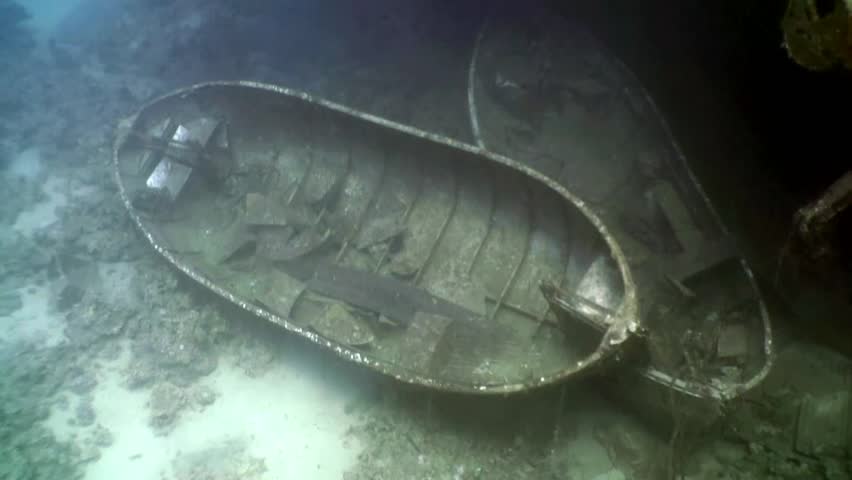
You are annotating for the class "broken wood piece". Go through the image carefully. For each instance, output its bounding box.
[245,193,285,226]
[145,118,221,201]
[387,252,419,279]
[401,312,454,372]
[539,279,613,331]
[356,215,406,250]
[203,220,254,265]
[302,156,350,206]
[310,302,375,346]
[253,269,305,318]
[255,226,296,261]
[272,228,332,261]
[245,193,315,227]
[427,275,487,317]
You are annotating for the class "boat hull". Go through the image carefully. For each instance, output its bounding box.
[113,81,639,394]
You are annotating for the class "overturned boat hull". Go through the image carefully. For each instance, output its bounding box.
[468,6,773,400]
[114,81,640,394]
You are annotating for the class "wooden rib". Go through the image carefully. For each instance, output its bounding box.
[413,166,458,285]
[284,146,350,318]
[535,201,575,333]
[466,167,496,277]
[484,294,562,332]
[554,157,570,186]
[312,144,353,229]
[488,182,533,322]
[486,294,537,319]
[335,152,387,263]
[534,279,561,333]
[287,148,315,206]
[264,148,282,188]
[374,162,424,273]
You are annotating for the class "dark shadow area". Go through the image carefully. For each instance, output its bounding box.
[0,0,35,55]
[554,1,851,354]
[559,0,849,199]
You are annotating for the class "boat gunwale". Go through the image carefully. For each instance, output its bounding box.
[466,9,774,401]
[113,80,640,395]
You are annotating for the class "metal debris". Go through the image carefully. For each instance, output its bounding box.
[144,117,229,201]
[793,169,852,262]
[136,117,176,174]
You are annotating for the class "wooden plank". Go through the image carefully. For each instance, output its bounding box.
[307,263,479,326]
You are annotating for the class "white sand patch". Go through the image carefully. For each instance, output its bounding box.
[182,355,364,480]
[12,175,66,234]
[79,353,168,480]
[49,342,367,480]
[12,171,97,236]
[0,258,127,349]
[24,0,90,43]
[8,147,43,179]
[2,283,67,347]
[45,396,77,436]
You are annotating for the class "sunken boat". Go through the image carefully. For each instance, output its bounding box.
[113,81,641,395]
[467,6,774,401]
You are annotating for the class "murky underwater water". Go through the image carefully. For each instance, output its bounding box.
[1,2,850,479]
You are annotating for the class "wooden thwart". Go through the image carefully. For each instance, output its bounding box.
[307,262,480,326]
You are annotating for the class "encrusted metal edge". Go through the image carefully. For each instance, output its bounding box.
[113,80,640,395]
[466,12,774,401]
